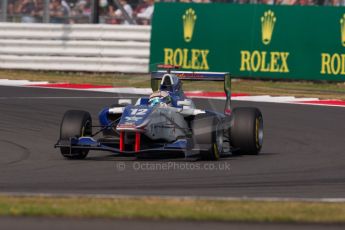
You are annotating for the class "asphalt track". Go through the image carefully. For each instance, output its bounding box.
[1,217,344,230]
[0,85,344,198]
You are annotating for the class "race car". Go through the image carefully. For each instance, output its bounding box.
[54,65,263,160]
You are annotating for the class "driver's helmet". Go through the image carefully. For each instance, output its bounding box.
[148,91,172,107]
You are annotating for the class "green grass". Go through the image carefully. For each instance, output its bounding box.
[0,195,344,223]
[1,69,345,99]
[0,70,150,88]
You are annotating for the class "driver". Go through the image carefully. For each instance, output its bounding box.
[148,91,172,107]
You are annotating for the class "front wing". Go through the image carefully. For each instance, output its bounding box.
[54,137,212,158]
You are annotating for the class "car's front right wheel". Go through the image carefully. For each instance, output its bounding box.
[59,110,92,159]
[191,114,223,160]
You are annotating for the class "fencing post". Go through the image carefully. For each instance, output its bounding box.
[43,0,50,23]
[91,0,99,24]
[1,0,8,22]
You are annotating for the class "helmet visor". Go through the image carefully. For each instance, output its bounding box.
[149,97,161,106]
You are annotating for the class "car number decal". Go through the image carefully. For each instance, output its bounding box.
[130,109,148,116]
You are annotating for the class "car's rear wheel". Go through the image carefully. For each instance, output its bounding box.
[60,110,92,159]
[192,114,223,160]
[230,107,263,155]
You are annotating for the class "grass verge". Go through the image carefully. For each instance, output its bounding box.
[0,195,344,223]
[1,69,345,100]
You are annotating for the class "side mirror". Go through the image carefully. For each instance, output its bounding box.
[118,99,132,105]
[177,100,192,107]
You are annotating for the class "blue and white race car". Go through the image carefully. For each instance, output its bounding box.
[55,65,264,160]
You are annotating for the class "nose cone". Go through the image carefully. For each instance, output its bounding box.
[117,106,153,131]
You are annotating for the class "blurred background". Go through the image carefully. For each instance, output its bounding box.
[0,0,344,26]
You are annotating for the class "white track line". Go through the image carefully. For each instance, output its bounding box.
[88,87,152,95]
[0,96,139,99]
[1,79,345,107]
[0,79,49,86]
[0,192,344,203]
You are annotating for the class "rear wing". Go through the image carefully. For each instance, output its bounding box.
[151,66,232,115]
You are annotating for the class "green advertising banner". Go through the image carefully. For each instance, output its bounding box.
[150,3,345,81]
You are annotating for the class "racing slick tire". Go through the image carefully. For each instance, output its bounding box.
[59,110,92,159]
[230,107,263,155]
[191,114,223,161]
